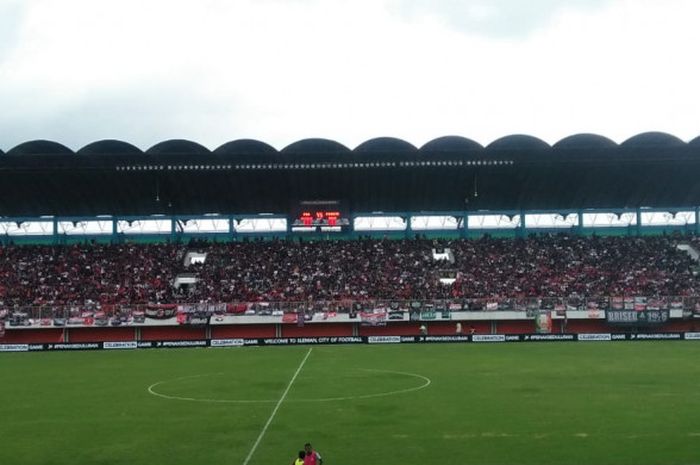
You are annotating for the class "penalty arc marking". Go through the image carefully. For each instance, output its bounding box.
[147,368,432,404]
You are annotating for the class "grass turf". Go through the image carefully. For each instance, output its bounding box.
[1,342,700,465]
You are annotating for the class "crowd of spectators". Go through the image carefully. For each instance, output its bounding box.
[0,243,183,307]
[447,235,698,299]
[183,238,445,303]
[0,234,698,309]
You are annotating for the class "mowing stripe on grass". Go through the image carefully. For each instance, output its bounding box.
[241,347,313,465]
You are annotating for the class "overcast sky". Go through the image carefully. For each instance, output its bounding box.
[0,0,698,152]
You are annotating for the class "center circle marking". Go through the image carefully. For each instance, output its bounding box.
[147,369,431,403]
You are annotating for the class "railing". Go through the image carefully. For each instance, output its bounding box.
[1,296,698,324]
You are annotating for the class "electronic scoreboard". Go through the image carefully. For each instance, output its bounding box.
[291,200,350,232]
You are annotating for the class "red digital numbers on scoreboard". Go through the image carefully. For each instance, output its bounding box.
[324,211,340,226]
[300,211,313,226]
[293,201,346,231]
[298,210,341,226]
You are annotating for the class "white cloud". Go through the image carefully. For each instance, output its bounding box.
[0,0,699,151]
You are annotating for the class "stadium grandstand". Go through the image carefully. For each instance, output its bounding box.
[1,132,700,344]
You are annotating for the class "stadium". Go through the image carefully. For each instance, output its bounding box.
[2,133,700,465]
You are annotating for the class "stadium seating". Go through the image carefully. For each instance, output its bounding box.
[0,235,697,313]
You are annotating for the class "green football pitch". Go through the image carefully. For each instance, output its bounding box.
[1,342,699,465]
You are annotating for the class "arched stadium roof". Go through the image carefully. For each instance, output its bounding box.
[487,134,550,151]
[6,140,74,157]
[281,138,351,155]
[620,132,686,148]
[78,139,143,156]
[146,139,211,156]
[420,136,483,153]
[214,139,278,156]
[1,133,699,216]
[354,137,418,153]
[553,133,618,150]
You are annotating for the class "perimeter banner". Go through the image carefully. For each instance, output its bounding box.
[3,332,698,352]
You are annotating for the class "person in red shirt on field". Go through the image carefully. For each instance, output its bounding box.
[303,443,323,465]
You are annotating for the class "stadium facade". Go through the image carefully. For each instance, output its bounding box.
[1,132,700,241]
[2,132,700,348]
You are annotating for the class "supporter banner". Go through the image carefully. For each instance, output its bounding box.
[535,311,553,334]
[282,312,298,324]
[0,321,4,338]
[361,312,387,326]
[176,312,209,326]
[190,317,210,326]
[606,310,670,324]
[420,310,436,320]
[634,297,647,311]
[145,304,177,319]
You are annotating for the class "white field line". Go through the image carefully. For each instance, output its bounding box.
[291,369,431,402]
[147,368,431,404]
[241,347,313,465]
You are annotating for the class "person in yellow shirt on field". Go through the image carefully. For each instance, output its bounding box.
[292,450,305,465]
